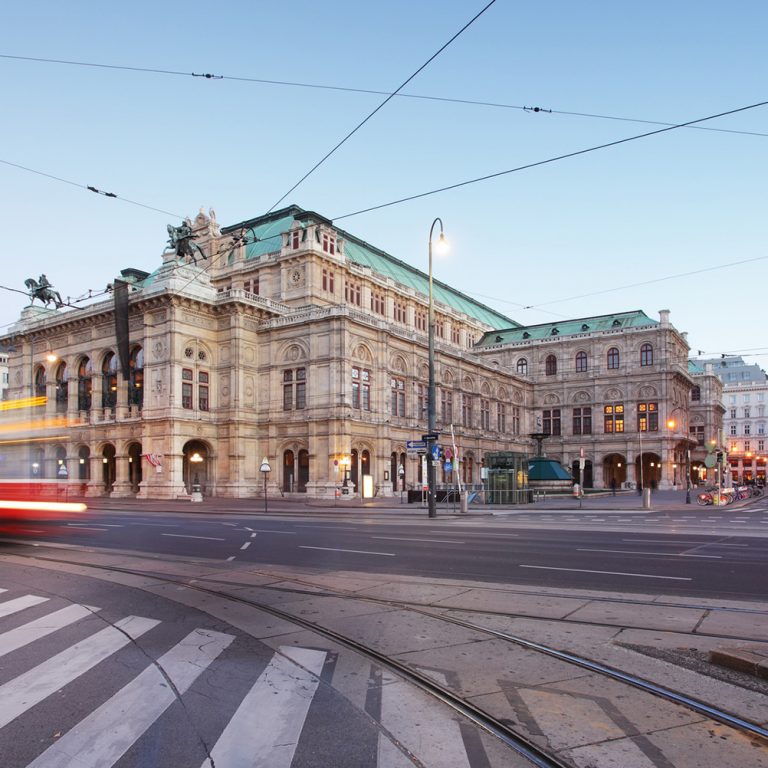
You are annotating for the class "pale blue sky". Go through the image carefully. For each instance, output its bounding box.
[2,1,766,366]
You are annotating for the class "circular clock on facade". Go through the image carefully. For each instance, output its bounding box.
[290,269,302,284]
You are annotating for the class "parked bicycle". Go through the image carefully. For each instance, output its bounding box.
[696,486,732,506]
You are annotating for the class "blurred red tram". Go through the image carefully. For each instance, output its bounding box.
[0,480,89,537]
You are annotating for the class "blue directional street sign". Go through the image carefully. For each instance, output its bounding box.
[406,440,427,453]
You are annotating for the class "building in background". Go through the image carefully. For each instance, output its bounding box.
[0,206,723,499]
[0,349,9,401]
[694,355,768,484]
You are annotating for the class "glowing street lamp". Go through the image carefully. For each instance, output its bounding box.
[426,218,448,520]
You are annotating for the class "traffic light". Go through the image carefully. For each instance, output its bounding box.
[716,451,724,463]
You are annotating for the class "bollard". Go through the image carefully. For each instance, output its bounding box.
[190,482,203,503]
[460,492,468,514]
[642,487,652,509]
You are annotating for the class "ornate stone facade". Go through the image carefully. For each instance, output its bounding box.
[0,206,722,498]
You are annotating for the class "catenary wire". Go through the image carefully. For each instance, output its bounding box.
[265,0,499,212]
[334,99,768,220]
[0,158,182,219]
[2,52,765,139]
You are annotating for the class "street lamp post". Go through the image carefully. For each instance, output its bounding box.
[260,457,271,514]
[666,408,692,504]
[426,218,447,519]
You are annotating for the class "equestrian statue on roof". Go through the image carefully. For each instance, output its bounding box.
[166,220,207,265]
[25,274,64,308]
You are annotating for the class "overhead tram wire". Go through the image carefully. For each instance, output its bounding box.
[264,0,499,212]
[2,53,766,139]
[0,158,182,219]
[333,98,768,221]
[461,252,768,319]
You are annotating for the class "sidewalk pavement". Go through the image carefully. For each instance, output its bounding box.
[84,488,761,517]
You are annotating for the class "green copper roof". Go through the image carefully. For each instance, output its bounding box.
[476,310,658,347]
[341,238,515,329]
[224,206,516,330]
[528,457,572,481]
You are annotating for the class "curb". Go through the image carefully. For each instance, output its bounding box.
[710,646,768,680]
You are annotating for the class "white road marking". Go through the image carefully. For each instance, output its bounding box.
[250,532,257,538]
[577,547,721,559]
[519,565,692,581]
[428,530,519,537]
[62,526,110,532]
[0,594,49,617]
[0,615,159,728]
[203,646,326,768]
[240,542,251,550]
[295,525,360,531]
[0,604,99,658]
[299,545,395,557]
[27,629,233,768]
[160,534,226,541]
[246,529,296,535]
[66,523,123,527]
[370,536,466,544]
[226,556,236,562]
[623,539,718,544]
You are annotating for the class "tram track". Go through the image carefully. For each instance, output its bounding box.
[4,547,767,762]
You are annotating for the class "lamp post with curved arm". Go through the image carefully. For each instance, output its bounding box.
[426,218,448,519]
[666,407,691,504]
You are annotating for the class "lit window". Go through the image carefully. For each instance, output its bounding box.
[637,402,658,432]
[604,403,624,433]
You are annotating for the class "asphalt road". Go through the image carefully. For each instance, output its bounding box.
[7,504,768,600]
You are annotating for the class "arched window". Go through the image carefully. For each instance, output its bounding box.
[607,347,620,369]
[545,355,557,376]
[33,365,47,398]
[55,362,68,412]
[129,346,144,408]
[102,352,118,408]
[575,351,588,373]
[640,343,653,367]
[77,357,92,411]
[516,358,528,375]
[691,385,701,402]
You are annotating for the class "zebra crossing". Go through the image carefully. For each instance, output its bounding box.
[0,585,499,768]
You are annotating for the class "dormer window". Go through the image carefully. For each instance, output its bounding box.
[322,232,336,255]
[522,331,530,339]
[612,319,621,327]
[581,324,589,331]
[550,328,559,336]
[290,230,301,249]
